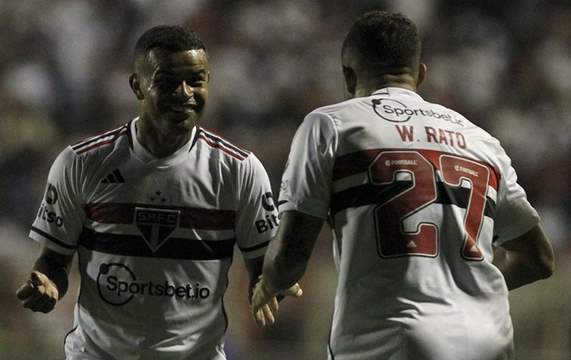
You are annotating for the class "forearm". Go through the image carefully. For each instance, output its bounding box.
[33,251,72,299]
[262,242,308,293]
[260,211,322,293]
[493,247,554,290]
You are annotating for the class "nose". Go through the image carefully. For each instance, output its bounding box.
[174,81,193,99]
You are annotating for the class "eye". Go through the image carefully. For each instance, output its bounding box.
[188,75,206,86]
[154,77,177,90]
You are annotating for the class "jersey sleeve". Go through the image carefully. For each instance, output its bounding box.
[493,145,540,245]
[278,111,338,219]
[235,154,279,259]
[29,146,86,255]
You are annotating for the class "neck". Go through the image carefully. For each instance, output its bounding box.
[137,116,192,158]
[354,73,417,98]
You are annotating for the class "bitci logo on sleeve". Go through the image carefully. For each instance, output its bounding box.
[37,183,64,227]
[255,192,279,233]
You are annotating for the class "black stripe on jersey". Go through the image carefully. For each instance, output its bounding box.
[198,128,250,158]
[30,226,77,250]
[71,125,126,152]
[63,326,79,354]
[238,240,270,253]
[79,228,235,260]
[331,181,496,218]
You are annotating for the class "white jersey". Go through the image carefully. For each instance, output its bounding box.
[279,87,540,360]
[30,118,279,360]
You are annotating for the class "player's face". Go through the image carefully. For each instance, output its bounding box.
[136,48,209,134]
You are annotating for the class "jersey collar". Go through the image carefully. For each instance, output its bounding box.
[130,117,197,166]
[371,87,423,101]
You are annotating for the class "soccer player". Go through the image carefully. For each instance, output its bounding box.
[16,25,300,360]
[252,11,555,360]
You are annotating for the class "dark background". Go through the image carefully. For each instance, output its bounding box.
[1,0,569,359]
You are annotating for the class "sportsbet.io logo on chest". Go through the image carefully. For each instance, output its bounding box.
[97,263,211,306]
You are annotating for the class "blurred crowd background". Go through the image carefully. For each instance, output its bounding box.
[1,0,570,359]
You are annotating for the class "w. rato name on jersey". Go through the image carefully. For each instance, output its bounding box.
[279,87,539,360]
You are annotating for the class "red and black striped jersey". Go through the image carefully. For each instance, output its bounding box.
[279,87,540,360]
[30,118,277,360]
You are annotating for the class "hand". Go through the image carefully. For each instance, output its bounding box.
[16,271,59,313]
[251,279,302,327]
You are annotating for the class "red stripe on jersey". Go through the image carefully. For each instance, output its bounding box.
[333,148,499,191]
[197,135,246,161]
[72,125,126,151]
[199,128,249,157]
[76,138,117,154]
[85,203,236,230]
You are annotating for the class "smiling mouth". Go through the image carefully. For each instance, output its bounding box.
[168,103,198,113]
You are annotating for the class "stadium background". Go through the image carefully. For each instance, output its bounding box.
[0,0,569,359]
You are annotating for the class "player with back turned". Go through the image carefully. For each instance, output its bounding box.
[16,25,300,360]
[252,11,555,360]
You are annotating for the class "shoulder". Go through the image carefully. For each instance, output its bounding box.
[291,106,341,145]
[310,98,363,120]
[70,122,131,158]
[196,128,270,187]
[419,99,473,128]
[423,99,501,143]
[196,127,251,162]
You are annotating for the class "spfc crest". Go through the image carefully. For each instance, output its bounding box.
[135,207,180,252]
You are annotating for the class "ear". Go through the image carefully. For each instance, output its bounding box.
[416,63,427,89]
[129,73,144,100]
[342,66,357,97]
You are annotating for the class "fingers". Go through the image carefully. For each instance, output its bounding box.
[253,309,266,327]
[285,283,303,298]
[30,270,44,286]
[271,296,279,313]
[22,291,56,313]
[251,280,279,327]
[251,281,304,327]
[254,304,277,327]
[276,283,303,302]
[262,304,275,325]
[16,271,59,313]
[20,286,57,313]
[16,282,35,300]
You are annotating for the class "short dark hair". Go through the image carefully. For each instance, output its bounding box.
[342,11,421,69]
[134,25,206,62]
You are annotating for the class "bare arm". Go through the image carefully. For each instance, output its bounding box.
[260,211,324,293]
[244,256,264,302]
[16,245,74,313]
[250,211,320,326]
[493,223,555,290]
[246,247,304,326]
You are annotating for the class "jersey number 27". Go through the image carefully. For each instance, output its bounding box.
[369,150,490,261]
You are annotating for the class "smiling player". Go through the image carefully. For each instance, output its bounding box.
[16,25,300,360]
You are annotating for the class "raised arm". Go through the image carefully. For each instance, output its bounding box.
[493,223,554,290]
[16,245,74,313]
